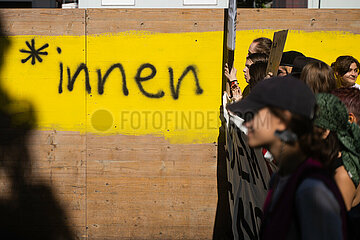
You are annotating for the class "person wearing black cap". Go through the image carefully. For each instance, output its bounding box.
[291,56,322,78]
[278,51,304,76]
[227,75,347,240]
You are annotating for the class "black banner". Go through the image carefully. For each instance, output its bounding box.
[225,122,277,240]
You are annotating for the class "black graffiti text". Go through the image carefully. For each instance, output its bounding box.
[58,62,203,100]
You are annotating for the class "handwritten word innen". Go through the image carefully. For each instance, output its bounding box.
[58,62,203,100]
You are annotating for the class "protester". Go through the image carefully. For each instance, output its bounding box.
[332,55,360,89]
[265,51,307,79]
[300,61,337,93]
[227,76,347,240]
[249,61,268,90]
[314,93,360,209]
[331,87,360,240]
[278,51,305,76]
[224,53,268,101]
[248,60,275,160]
[224,37,271,102]
[224,63,242,102]
[248,37,272,56]
[314,93,360,240]
[290,56,322,78]
[243,53,269,84]
[332,87,360,125]
[247,52,269,63]
[222,38,275,240]
[225,37,271,100]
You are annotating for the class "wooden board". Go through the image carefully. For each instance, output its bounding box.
[236,9,360,33]
[30,131,87,237]
[0,9,85,36]
[0,8,359,240]
[86,134,217,239]
[266,30,288,76]
[86,9,224,34]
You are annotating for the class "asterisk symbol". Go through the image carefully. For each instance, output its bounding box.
[20,39,49,65]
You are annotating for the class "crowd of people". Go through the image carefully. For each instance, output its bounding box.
[224,37,360,240]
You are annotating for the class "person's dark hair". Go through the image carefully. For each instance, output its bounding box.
[246,52,269,64]
[309,127,341,169]
[332,55,360,87]
[331,87,360,125]
[252,37,272,56]
[249,61,268,90]
[268,106,339,169]
[300,61,337,94]
[332,55,360,77]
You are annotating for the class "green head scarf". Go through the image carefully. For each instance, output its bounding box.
[315,93,360,187]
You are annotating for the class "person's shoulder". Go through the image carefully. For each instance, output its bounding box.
[335,165,353,184]
[296,178,340,211]
[295,179,343,240]
[297,178,328,193]
[353,83,360,90]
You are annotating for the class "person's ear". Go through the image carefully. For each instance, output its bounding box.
[349,112,357,124]
[276,110,291,131]
[287,66,293,73]
[322,129,331,139]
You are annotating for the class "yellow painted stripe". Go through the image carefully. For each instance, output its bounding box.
[1,30,359,144]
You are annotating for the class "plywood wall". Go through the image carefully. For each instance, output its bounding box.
[0,8,359,240]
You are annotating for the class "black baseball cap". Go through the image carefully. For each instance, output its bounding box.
[291,56,322,76]
[226,75,316,120]
[280,51,305,67]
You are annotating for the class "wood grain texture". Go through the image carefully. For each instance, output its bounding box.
[236,9,360,33]
[1,9,359,36]
[86,9,224,34]
[86,133,217,240]
[5,130,217,240]
[0,9,85,36]
[27,130,87,240]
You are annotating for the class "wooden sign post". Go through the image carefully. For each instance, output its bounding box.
[266,30,288,76]
[223,0,237,97]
